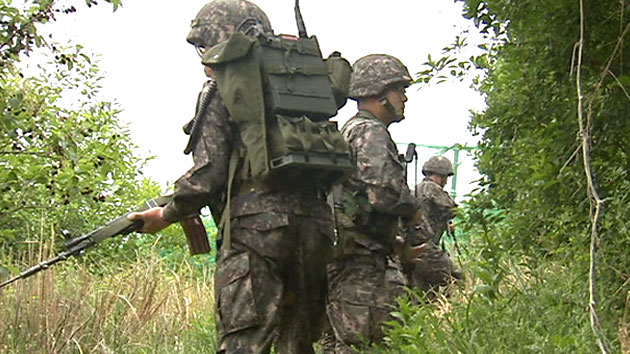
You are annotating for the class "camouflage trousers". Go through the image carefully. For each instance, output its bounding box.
[406,240,462,296]
[214,212,333,354]
[324,253,406,353]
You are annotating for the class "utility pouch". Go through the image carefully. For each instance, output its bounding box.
[260,34,338,120]
[267,115,350,184]
[325,52,352,110]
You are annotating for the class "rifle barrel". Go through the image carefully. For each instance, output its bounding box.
[0,275,20,289]
[0,195,171,290]
[0,247,80,290]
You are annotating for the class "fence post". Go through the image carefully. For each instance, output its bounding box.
[451,147,460,198]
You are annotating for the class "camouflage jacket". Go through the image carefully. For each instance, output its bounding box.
[415,178,457,244]
[162,82,331,225]
[334,110,417,255]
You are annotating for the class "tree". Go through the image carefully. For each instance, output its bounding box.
[0,0,165,266]
[461,0,630,352]
[377,1,630,352]
[0,0,121,66]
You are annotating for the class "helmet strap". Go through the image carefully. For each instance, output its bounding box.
[379,97,404,123]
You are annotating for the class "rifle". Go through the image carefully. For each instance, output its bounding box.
[0,195,210,290]
[445,221,461,255]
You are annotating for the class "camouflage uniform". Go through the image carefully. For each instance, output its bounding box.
[327,87,416,353]
[405,157,462,294]
[163,2,333,353]
[325,54,417,353]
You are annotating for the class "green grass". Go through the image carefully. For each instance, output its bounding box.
[373,256,624,353]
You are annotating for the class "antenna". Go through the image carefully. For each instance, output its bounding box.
[294,0,308,38]
[404,143,417,163]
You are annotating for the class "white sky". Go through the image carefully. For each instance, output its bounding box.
[39,0,486,201]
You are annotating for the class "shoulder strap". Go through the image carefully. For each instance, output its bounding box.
[208,33,269,177]
[218,147,242,251]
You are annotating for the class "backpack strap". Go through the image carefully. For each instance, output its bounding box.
[328,184,342,246]
[203,32,269,177]
[218,147,242,251]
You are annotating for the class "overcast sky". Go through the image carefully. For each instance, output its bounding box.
[40,0,486,200]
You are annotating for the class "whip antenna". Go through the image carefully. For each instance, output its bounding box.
[294,0,308,38]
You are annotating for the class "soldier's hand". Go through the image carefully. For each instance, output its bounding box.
[394,236,427,264]
[402,242,427,264]
[127,207,171,234]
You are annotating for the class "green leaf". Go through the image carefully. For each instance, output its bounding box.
[617,75,630,87]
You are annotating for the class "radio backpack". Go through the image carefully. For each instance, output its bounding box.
[201,18,352,188]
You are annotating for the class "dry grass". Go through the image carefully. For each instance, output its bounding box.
[0,238,215,354]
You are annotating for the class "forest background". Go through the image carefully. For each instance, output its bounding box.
[1,0,630,353]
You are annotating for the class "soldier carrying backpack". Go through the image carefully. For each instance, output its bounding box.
[128,0,351,352]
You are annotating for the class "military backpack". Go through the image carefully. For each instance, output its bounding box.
[202,23,352,188]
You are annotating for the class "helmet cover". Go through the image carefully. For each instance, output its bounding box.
[187,0,272,50]
[422,156,454,176]
[348,54,412,99]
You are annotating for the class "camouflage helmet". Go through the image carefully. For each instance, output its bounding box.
[422,156,454,176]
[348,54,412,100]
[187,0,272,51]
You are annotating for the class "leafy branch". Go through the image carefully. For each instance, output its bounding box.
[0,0,122,69]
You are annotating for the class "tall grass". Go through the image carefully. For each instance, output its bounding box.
[373,254,627,354]
[10,222,630,353]
[0,232,216,354]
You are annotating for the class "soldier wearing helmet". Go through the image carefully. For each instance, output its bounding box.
[404,155,462,297]
[128,1,334,353]
[422,155,455,188]
[186,0,272,58]
[348,53,413,124]
[325,54,424,353]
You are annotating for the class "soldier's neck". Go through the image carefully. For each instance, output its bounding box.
[357,100,394,127]
[427,174,446,188]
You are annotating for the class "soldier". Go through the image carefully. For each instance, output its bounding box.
[128,1,334,353]
[406,155,462,296]
[325,54,422,353]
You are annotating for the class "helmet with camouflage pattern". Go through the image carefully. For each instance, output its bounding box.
[422,156,454,176]
[187,0,272,54]
[348,54,412,100]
